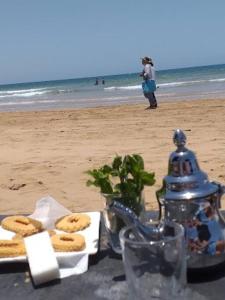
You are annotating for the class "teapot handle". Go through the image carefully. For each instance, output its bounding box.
[217,184,225,215]
[212,182,225,208]
[219,183,225,199]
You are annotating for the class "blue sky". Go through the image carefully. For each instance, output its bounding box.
[0,0,225,84]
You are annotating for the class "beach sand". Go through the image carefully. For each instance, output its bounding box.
[0,98,225,214]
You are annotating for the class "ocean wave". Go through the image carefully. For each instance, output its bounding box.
[209,78,225,82]
[0,87,48,95]
[104,85,141,91]
[0,87,84,99]
[159,78,225,86]
[104,82,190,91]
[0,90,48,98]
[104,77,225,91]
[158,80,202,87]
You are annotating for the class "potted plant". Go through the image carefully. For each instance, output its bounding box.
[86,154,155,253]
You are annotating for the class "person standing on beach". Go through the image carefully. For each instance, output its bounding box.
[140,57,158,109]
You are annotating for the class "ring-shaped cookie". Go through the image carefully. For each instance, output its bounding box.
[55,213,91,232]
[1,215,43,236]
[0,240,26,257]
[51,233,85,252]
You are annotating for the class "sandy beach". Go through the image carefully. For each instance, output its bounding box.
[0,98,225,215]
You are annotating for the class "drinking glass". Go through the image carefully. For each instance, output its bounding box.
[119,221,186,299]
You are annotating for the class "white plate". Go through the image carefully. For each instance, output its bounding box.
[0,211,101,263]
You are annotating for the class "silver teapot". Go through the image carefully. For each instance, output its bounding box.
[156,129,225,269]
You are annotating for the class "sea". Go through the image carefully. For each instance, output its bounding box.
[0,64,225,112]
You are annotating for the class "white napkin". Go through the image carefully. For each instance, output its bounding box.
[27,196,90,283]
[29,195,71,229]
[24,231,60,285]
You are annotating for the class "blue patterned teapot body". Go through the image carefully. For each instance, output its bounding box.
[156,129,225,269]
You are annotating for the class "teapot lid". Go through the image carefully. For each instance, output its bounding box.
[163,129,218,200]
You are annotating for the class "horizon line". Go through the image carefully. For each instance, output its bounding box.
[1,62,225,88]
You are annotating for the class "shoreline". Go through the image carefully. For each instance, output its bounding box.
[0,98,225,214]
[1,93,225,113]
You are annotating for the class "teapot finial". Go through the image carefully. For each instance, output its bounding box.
[173,129,186,149]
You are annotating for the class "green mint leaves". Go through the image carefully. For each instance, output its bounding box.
[86,154,155,200]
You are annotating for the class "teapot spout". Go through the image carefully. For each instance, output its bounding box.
[109,201,163,242]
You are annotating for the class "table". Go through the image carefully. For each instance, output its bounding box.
[1,214,225,300]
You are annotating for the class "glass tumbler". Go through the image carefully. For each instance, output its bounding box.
[119,221,186,300]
